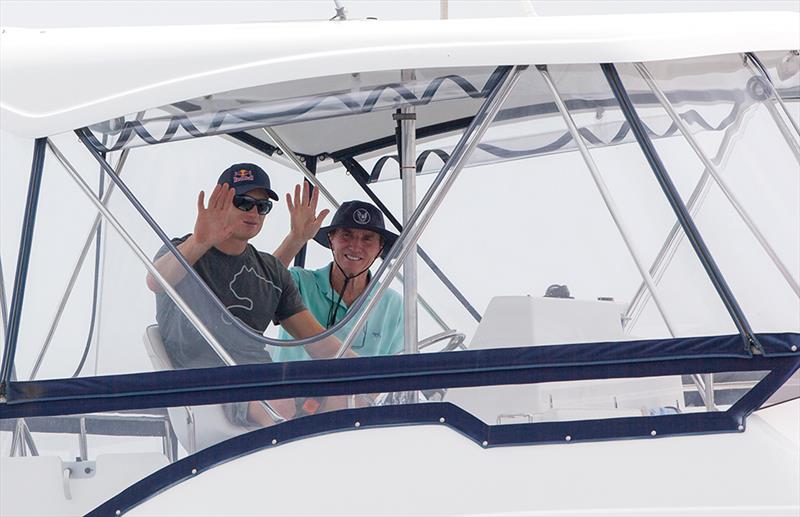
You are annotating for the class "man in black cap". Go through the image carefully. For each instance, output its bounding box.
[146,163,347,426]
[271,182,403,362]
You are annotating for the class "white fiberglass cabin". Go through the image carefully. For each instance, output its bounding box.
[1,11,799,517]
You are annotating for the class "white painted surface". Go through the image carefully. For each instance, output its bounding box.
[2,11,798,138]
[129,401,800,516]
[0,453,169,517]
[143,325,250,451]
[756,400,800,448]
[454,296,683,424]
[470,296,628,348]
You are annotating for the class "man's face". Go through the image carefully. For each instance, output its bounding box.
[228,188,268,241]
[329,228,383,277]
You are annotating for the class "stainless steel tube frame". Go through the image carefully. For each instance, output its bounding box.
[417,329,466,351]
[338,66,524,356]
[76,128,348,348]
[399,100,419,361]
[1,139,46,389]
[29,147,129,380]
[49,141,286,423]
[539,66,678,336]
[742,54,800,161]
[0,255,8,335]
[636,62,799,297]
[744,52,800,137]
[262,126,451,334]
[9,419,39,457]
[48,142,227,361]
[78,417,88,461]
[400,92,419,403]
[541,65,718,410]
[624,102,756,331]
[602,63,759,353]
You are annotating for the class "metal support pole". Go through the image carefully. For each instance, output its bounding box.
[48,142,225,359]
[14,420,27,457]
[28,148,129,380]
[338,66,523,357]
[602,63,760,353]
[75,127,371,349]
[399,70,419,402]
[9,418,38,457]
[340,156,481,325]
[742,54,800,162]
[538,66,678,336]
[8,420,21,457]
[397,80,419,365]
[1,138,47,393]
[185,406,197,454]
[293,157,316,269]
[636,62,799,297]
[162,419,175,463]
[78,417,88,461]
[54,140,287,424]
[624,102,756,331]
[262,127,456,332]
[20,421,39,456]
[93,169,111,377]
[0,255,8,337]
[745,52,800,137]
[331,0,347,20]
[542,64,717,411]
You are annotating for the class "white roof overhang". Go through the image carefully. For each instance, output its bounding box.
[1,11,798,139]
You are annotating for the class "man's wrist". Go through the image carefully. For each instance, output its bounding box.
[184,235,212,260]
[287,231,310,248]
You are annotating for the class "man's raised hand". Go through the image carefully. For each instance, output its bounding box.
[193,183,237,249]
[286,181,330,244]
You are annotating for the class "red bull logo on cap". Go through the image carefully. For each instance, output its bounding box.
[233,169,254,183]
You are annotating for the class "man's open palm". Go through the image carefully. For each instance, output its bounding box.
[194,183,237,248]
[286,181,330,243]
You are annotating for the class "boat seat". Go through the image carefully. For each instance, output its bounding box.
[143,325,250,454]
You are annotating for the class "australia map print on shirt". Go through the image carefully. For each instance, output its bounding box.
[224,264,283,318]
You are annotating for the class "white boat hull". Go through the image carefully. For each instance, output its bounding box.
[126,401,799,517]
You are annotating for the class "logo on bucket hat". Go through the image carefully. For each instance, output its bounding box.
[353,208,371,225]
[217,163,279,201]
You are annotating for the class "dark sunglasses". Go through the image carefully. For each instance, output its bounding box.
[233,195,273,215]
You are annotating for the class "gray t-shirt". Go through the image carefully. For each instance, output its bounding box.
[155,235,306,369]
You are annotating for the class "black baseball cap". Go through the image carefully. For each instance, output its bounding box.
[314,201,399,259]
[217,163,279,201]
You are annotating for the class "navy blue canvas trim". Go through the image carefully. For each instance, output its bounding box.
[1,139,47,388]
[728,364,799,421]
[2,334,799,420]
[755,333,800,355]
[89,401,746,517]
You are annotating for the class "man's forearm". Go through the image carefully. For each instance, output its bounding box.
[281,310,358,359]
[305,333,352,359]
[146,235,210,292]
[273,232,308,268]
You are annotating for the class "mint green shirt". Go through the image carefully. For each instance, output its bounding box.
[274,263,404,361]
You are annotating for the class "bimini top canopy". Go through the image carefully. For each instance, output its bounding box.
[1,11,798,140]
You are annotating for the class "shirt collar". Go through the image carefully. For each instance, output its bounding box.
[312,262,375,308]
[312,263,336,302]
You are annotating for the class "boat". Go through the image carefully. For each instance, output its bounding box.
[1,10,799,516]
